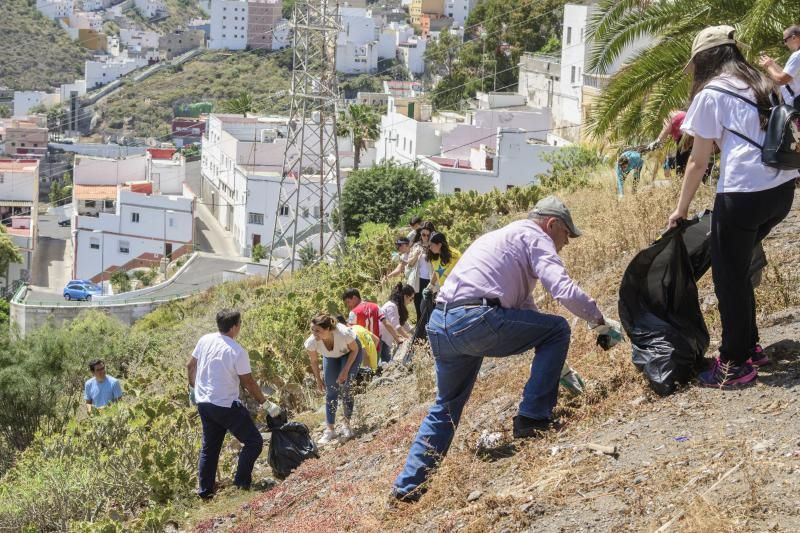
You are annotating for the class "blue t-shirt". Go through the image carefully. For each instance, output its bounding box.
[84,376,123,407]
[616,150,643,179]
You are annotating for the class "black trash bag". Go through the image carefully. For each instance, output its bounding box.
[267,410,319,480]
[619,211,767,396]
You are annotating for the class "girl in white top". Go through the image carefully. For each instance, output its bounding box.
[406,222,434,318]
[304,313,363,444]
[378,283,415,362]
[668,26,797,389]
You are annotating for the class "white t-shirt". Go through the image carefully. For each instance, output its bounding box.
[781,49,800,104]
[379,301,400,346]
[682,75,798,193]
[304,323,357,359]
[417,250,431,279]
[192,332,252,407]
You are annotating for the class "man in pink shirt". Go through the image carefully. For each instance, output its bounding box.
[392,196,623,502]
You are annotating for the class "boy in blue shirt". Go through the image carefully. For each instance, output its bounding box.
[84,359,123,414]
[616,150,644,197]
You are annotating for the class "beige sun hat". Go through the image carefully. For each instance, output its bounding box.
[684,25,739,73]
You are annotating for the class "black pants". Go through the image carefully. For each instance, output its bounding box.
[413,277,430,318]
[712,180,795,364]
[197,401,264,497]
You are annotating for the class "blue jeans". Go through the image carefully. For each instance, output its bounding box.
[197,401,264,497]
[379,340,392,363]
[322,347,363,425]
[393,304,571,497]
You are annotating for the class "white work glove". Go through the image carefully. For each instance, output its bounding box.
[592,317,624,351]
[646,140,661,152]
[263,400,282,418]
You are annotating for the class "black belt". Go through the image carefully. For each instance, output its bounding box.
[435,298,501,310]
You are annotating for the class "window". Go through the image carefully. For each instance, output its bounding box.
[105,200,115,209]
[119,240,130,254]
[131,212,140,223]
[454,188,461,192]
[313,206,322,218]
[506,185,515,190]
[279,204,290,216]
[85,200,96,208]
[90,238,100,250]
[571,66,576,83]
[580,27,584,42]
[248,212,264,225]
[566,26,572,45]
[169,217,175,227]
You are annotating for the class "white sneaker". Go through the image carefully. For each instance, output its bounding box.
[318,428,337,445]
[338,424,353,440]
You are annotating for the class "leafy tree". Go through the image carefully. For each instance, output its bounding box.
[340,162,435,234]
[424,28,461,82]
[282,0,295,19]
[220,92,256,116]
[251,243,266,263]
[0,105,10,119]
[0,227,23,287]
[337,104,381,170]
[585,0,800,142]
[111,270,131,293]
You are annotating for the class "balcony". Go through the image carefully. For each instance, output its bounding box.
[583,73,611,90]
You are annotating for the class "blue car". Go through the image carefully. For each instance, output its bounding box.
[63,280,103,301]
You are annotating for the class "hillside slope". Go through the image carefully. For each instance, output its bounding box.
[0,0,90,91]
[95,50,291,138]
[124,0,207,33]
[198,183,800,532]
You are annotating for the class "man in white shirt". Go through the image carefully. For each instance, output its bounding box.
[759,25,800,105]
[187,309,268,499]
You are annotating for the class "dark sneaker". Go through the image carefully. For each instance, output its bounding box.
[747,344,769,367]
[698,358,757,389]
[389,486,425,504]
[512,415,557,439]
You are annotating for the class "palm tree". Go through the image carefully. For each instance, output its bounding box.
[221,92,256,117]
[585,0,800,143]
[337,104,380,170]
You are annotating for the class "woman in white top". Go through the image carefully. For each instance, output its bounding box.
[668,26,797,389]
[305,313,363,444]
[379,283,415,362]
[406,221,435,318]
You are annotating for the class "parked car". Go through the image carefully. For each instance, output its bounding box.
[58,219,71,227]
[63,280,103,301]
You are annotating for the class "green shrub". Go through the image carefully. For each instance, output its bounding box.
[110,270,131,294]
[535,145,605,192]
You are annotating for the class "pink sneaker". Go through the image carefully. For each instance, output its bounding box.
[698,357,758,389]
[747,344,769,367]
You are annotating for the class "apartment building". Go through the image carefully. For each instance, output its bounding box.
[247,0,281,50]
[0,118,49,159]
[0,160,39,291]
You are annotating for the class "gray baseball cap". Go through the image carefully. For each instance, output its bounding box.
[529,195,582,238]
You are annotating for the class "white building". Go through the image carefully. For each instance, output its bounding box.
[339,7,377,46]
[119,29,161,50]
[443,0,477,27]
[81,0,106,11]
[146,148,186,195]
[376,95,455,165]
[396,37,426,75]
[13,91,60,118]
[73,189,194,282]
[0,160,39,291]
[36,0,74,20]
[376,23,414,60]
[68,11,103,31]
[271,19,292,49]
[85,56,148,89]
[208,0,249,50]
[134,0,166,18]
[59,80,88,102]
[418,130,557,194]
[200,114,366,256]
[336,42,378,74]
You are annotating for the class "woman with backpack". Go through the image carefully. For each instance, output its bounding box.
[414,232,461,340]
[668,25,797,388]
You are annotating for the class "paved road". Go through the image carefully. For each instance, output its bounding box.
[23,253,252,305]
[186,161,245,259]
[28,215,72,299]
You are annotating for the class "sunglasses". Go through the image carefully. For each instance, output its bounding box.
[421,232,431,237]
[784,34,796,44]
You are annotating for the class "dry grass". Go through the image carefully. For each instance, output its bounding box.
[192,175,799,532]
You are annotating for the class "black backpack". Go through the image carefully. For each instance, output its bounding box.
[705,86,800,170]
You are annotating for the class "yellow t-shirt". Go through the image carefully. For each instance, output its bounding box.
[351,324,378,371]
[431,248,461,288]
